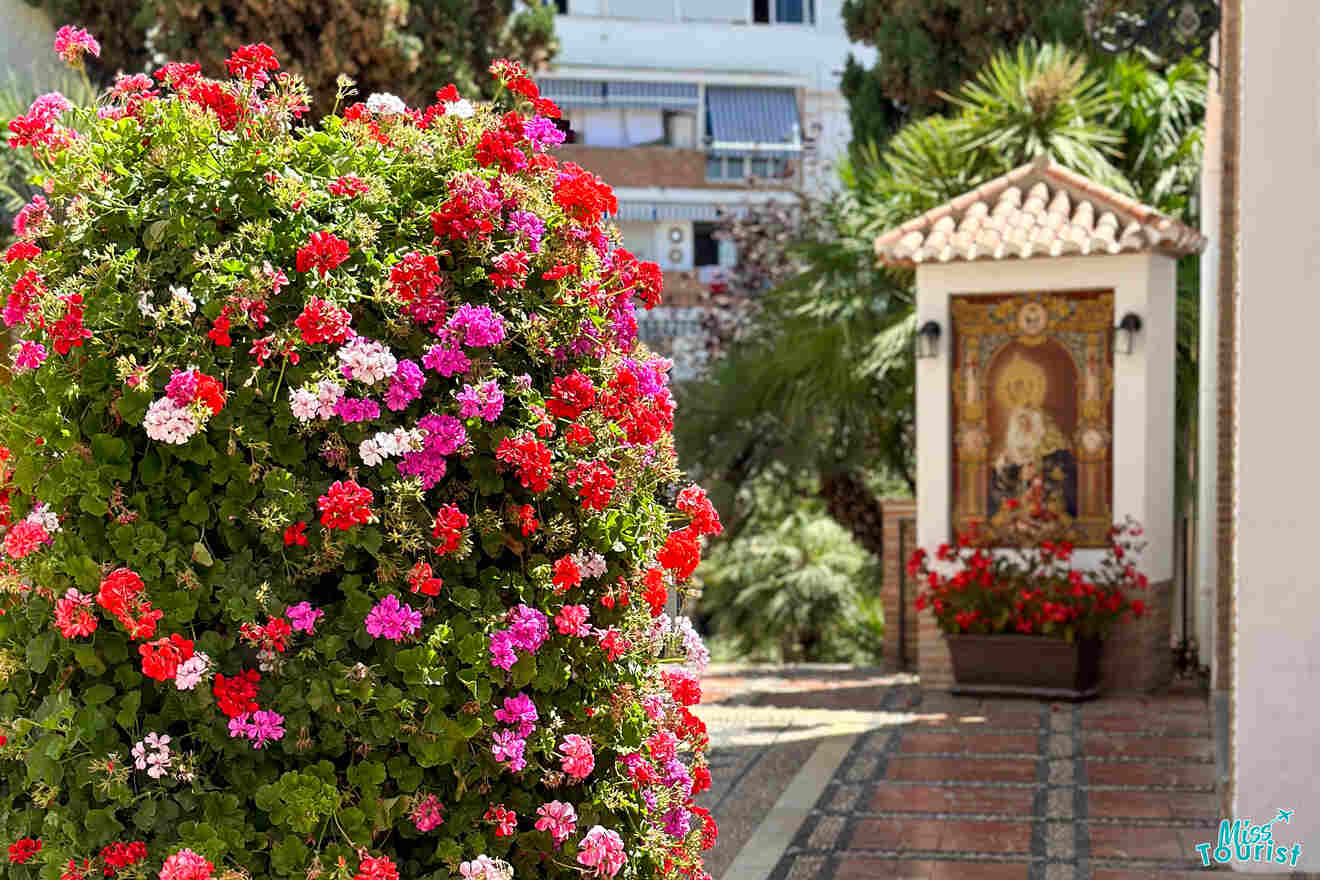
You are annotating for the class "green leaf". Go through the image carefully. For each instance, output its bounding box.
[140,449,164,484]
[117,390,151,426]
[511,652,536,688]
[191,542,214,567]
[26,630,56,674]
[116,690,141,732]
[270,836,308,876]
[83,684,116,706]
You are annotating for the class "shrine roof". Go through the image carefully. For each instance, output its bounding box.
[873,156,1206,267]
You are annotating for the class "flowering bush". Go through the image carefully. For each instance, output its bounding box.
[0,34,721,880]
[908,518,1148,641]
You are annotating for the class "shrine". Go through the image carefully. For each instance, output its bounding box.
[873,156,1206,692]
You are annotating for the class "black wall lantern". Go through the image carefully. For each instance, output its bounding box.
[1114,312,1143,355]
[916,320,942,359]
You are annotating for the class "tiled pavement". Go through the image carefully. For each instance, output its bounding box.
[696,665,1317,880]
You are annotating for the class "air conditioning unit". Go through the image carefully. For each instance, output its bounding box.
[659,224,692,270]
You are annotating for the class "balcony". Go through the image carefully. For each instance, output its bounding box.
[554,145,798,192]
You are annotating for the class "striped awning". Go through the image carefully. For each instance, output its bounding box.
[605,81,699,110]
[536,79,606,106]
[608,201,753,222]
[536,79,699,111]
[706,86,803,159]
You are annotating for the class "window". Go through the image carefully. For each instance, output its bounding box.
[752,0,812,23]
[693,223,720,267]
[726,157,744,178]
[706,156,724,180]
[553,116,576,144]
[664,111,697,148]
[750,157,769,178]
[775,0,805,22]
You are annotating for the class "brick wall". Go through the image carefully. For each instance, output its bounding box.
[1100,579,1174,693]
[554,146,787,192]
[1215,0,1241,819]
[880,499,917,669]
[918,597,955,691]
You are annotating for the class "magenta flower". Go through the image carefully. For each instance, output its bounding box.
[456,380,503,422]
[493,692,538,737]
[558,733,595,781]
[165,369,199,406]
[285,601,324,634]
[555,604,591,637]
[422,340,470,377]
[491,728,526,772]
[365,594,422,641]
[247,710,285,749]
[411,793,445,832]
[576,825,626,878]
[333,396,381,423]
[12,340,47,373]
[534,800,577,846]
[662,805,690,838]
[386,359,424,411]
[228,712,252,740]
[507,605,548,653]
[53,25,100,66]
[489,630,517,670]
[447,304,506,348]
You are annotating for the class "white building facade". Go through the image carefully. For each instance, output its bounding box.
[540,0,875,376]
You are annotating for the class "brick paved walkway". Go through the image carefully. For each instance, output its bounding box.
[696,666,1316,880]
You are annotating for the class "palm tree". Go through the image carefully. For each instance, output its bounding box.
[698,509,876,661]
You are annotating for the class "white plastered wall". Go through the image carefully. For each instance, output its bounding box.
[914,253,1176,585]
[1234,0,1320,868]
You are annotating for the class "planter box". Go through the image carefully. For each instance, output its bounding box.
[946,634,1103,700]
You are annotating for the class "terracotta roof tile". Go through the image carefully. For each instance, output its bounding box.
[873,156,1206,266]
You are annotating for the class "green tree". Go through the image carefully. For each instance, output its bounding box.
[839,0,1088,147]
[26,0,557,109]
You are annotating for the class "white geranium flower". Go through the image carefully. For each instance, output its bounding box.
[366,92,407,117]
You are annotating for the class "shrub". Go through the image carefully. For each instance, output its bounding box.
[0,35,720,880]
[698,505,883,663]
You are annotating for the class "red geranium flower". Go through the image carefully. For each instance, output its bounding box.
[317,480,373,530]
[657,527,701,581]
[552,556,581,593]
[8,838,41,864]
[294,297,352,344]
[676,484,722,536]
[225,44,279,83]
[213,669,261,717]
[431,504,468,555]
[139,633,194,681]
[546,372,595,420]
[295,231,350,278]
[495,433,553,493]
[407,560,443,596]
[283,521,307,546]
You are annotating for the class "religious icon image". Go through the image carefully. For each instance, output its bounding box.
[950,291,1114,547]
[987,351,1077,535]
